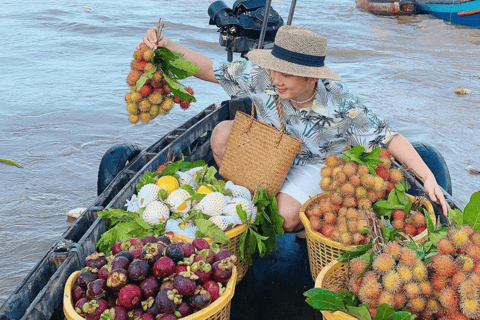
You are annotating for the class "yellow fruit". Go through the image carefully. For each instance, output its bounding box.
[156,175,179,195]
[197,185,213,194]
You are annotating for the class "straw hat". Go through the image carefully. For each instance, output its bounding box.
[247,25,341,81]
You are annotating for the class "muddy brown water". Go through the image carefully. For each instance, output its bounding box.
[0,0,479,306]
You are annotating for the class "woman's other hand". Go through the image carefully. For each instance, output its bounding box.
[424,174,449,217]
[138,27,169,50]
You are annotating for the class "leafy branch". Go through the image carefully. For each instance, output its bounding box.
[343,146,382,175]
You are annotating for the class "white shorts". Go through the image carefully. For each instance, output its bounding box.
[279,163,324,205]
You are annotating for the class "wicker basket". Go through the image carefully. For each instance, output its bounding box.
[299,193,435,282]
[314,260,356,320]
[64,267,238,320]
[177,224,250,284]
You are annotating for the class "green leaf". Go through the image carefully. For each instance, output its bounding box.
[340,290,359,307]
[373,303,395,320]
[96,220,145,253]
[194,218,229,244]
[179,184,195,196]
[346,304,372,320]
[305,290,346,312]
[97,208,135,225]
[387,311,415,320]
[238,231,247,261]
[164,75,197,103]
[463,191,480,230]
[169,58,199,79]
[135,66,157,91]
[387,189,399,205]
[158,189,168,201]
[337,244,373,262]
[425,207,435,234]
[448,208,464,228]
[136,171,159,193]
[0,158,22,168]
[190,193,206,201]
[236,205,248,222]
[134,214,152,230]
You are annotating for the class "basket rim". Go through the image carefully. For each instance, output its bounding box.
[64,267,238,320]
[299,193,435,246]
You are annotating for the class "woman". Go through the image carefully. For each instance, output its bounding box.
[141,25,449,232]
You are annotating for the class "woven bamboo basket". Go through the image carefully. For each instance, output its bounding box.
[299,193,435,282]
[314,260,356,320]
[176,224,249,284]
[64,267,238,320]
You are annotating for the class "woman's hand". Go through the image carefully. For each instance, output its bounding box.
[424,174,449,216]
[138,27,169,50]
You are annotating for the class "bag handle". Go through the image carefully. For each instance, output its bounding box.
[246,96,287,146]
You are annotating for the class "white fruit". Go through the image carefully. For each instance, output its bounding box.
[209,215,237,231]
[138,183,160,208]
[165,189,191,214]
[225,181,252,201]
[165,219,198,239]
[185,166,203,179]
[142,201,170,225]
[176,171,197,189]
[194,192,226,216]
[125,194,141,213]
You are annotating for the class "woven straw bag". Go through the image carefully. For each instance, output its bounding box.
[219,97,302,195]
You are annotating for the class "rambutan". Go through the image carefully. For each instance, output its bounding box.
[372,176,387,192]
[399,247,418,266]
[380,148,391,159]
[338,207,348,217]
[330,192,343,205]
[412,261,428,282]
[351,259,369,276]
[404,282,421,299]
[320,224,335,238]
[340,232,353,245]
[143,49,154,61]
[320,177,331,191]
[432,254,456,277]
[185,87,194,95]
[389,168,403,183]
[439,287,459,309]
[139,112,152,123]
[347,221,358,233]
[348,277,361,295]
[392,292,406,310]
[144,62,155,73]
[459,279,478,300]
[460,224,475,237]
[163,84,171,94]
[377,291,394,306]
[373,253,395,274]
[160,97,173,112]
[470,231,480,245]
[127,69,141,86]
[349,174,361,187]
[407,296,426,313]
[437,238,456,255]
[131,59,148,71]
[404,224,417,236]
[139,84,153,97]
[321,166,332,177]
[384,242,402,260]
[466,244,480,261]
[346,208,358,220]
[126,102,139,115]
[330,229,341,242]
[419,281,433,296]
[309,216,321,231]
[138,99,151,112]
[355,186,367,199]
[358,278,382,300]
[375,167,389,180]
[149,105,159,118]
[325,154,339,167]
[129,91,142,103]
[357,165,369,176]
[125,91,133,103]
[343,196,357,208]
[133,48,144,60]
[180,101,191,110]
[148,92,163,105]
[319,200,333,214]
[343,162,357,177]
[152,70,163,82]
[341,183,355,197]
[432,274,449,291]
[456,255,475,273]
[410,211,426,228]
[360,174,375,189]
[353,233,364,245]
[128,114,139,124]
[392,209,406,221]
[470,273,480,286]
[387,181,395,193]
[383,270,402,293]
[391,219,405,230]
[449,228,470,249]
[334,171,347,184]
[323,212,337,225]
[425,298,440,314]
[396,265,413,283]
[378,156,392,168]
[366,189,377,202]
[357,198,372,210]
[452,271,468,288]
[461,299,480,320]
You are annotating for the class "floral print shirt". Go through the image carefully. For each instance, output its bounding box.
[213,60,397,166]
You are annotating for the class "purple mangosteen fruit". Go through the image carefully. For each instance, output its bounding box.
[86,252,107,269]
[160,280,174,291]
[111,256,130,270]
[203,281,223,301]
[140,313,155,320]
[156,235,171,246]
[190,288,212,310]
[118,284,142,310]
[111,242,123,255]
[175,301,193,318]
[197,248,215,265]
[77,268,99,288]
[165,243,184,263]
[191,261,213,285]
[175,265,187,275]
[212,258,234,284]
[75,297,89,316]
[152,256,176,279]
[214,249,236,263]
[72,285,86,303]
[98,264,111,281]
[193,255,205,263]
[131,248,143,260]
[115,250,133,261]
[141,235,157,244]
[141,296,159,316]
[173,269,198,296]
[159,314,177,320]
[142,243,162,265]
[155,288,181,314]
[192,238,210,251]
[106,268,128,291]
[181,243,196,257]
[121,237,143,251]
[82,298,108,320]
[127,259,149,281]
[127,306,144,319]
[86,278,107,299]
[99,306,128,320]
[140,276,159,297]
[105,295,117,308]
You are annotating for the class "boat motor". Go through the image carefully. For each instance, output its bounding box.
[208,0,284,61]
[399,0,417,14]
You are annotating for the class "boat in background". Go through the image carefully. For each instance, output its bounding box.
[355,0,418,15]
[416,0,480,28]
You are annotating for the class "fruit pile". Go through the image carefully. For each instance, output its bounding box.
[346,224,480,319]
[71,235,236,320]
[124,43,196,124]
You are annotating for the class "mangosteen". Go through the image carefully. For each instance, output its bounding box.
[86,252,107,269]
[131,248,143,260]
[111,256,130,270]
[159,314,177,320]
[177,255,195,267]
[71,285,85,303]
[115,250,133,261]
[203,280,223,301]
[181,243,196,257]
[155,289,181,314]
[175,301,193,317]
[173,269,199,296]
[142,243,162,265]
[212,258,234,284]
[106,268,128,291]
[197,248,215,265]
[140,313,155,320]
[98,264,111,280]
[74,297,89,316]
[141,235,157,244]
[152,256,176,279]
[127,259,149,281]
[140,276,159,297]
[165,243,184,263]
[192,238,210,251]
[175,265,188,275]
[121,237,144,251]
[106,295,117,308]
[82,298,108,320]
[141,296,159,316]
[118,284,142,310]
[127,306,144,318]
[99,306,128,320]
[77,268,98,288]
[156,235,171,246]
[214,248,236,263]
[191,261,213,284]
[160,280,174,291]
[86,278,107,299]
[190,288,211,310]
[111,241,123,255]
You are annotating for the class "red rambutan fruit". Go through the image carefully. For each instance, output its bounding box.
[404,282,421,299]
[392,209,406,221]
[126,69,141,86]
[378,156,392,168]
[459,279,479,301]
[131,59,148,71]
[320,224,334,238]
[366,189,378,202]
[360,174,375,189]
[377,291,394,305]
[470,273,480,286]
[412,261,428,282]
[139,84,153,97]
[432,274,449,291]
[323,212,337,225]
[343,162,357,177]
[452,271,467,287]
[357,198,372,210]
[343,196,357,208]
[439,286,459,309]
[456,255,475,273]
[373,253,395,274]
[461,299,480,320]
[399,247,418,266]
[334,171,347,184]
[460,224,475,237]
[425,298,440,314]
[470,231,480,245]
[309,216,321,231]
[396,265,413,283]
[144,62,155,73]
[340,232,353,245]
[163,84,171,94]
[133,48,144,60]
[321,166,332,177]
[350,259,369,276]
[347,277,361,295]
[325,154,339,167]
[347,220,358,233]
[330,229,341,242]
[173,95,182,104]
[419,281,433,296]
[180,101,190,110]
[380,148,391,159]
[375,167,389,180]
[359,278,382,300]
[437,238,456,255]
[466,244,480,261]
[410,211,426,228]
[346,208,358,219]
[389,168,403,183]
[338,207,347,217]
[320,177,331,191]
[330,192,343,205]
[353,233,364,245]
[185,87,194,95]
[449,228,470,249]
[407,296,426,313]
[432,254,456,277]
[392,219,405,230]
[341,183,355,197]
[387,181,395,193]
[404,224,417,236]
[392,292,406,310]
[357,165,369,176]
[383,270,402,293]
[384,242,402,261]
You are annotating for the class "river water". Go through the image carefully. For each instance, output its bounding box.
[0,0,479,306]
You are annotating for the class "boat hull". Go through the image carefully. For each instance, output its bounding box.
[417,0,480,27]
[355,0,418,15]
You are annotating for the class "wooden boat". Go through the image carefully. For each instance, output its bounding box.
[355,0,419,15]
[0,98,459,320]
[416,0,480,28]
